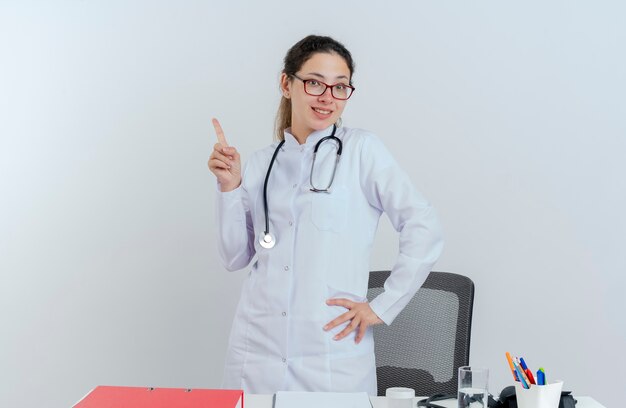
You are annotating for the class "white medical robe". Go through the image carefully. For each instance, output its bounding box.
[216,125,444,395]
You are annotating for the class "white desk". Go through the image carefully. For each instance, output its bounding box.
[246,394,607,408]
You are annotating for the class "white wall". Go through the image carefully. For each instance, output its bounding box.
[1,1,623,407]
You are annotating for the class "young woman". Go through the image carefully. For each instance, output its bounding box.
[208,35,443,395]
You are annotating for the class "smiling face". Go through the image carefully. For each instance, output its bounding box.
[280,52,352,143]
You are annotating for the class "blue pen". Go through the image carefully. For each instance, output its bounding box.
[537,368,546,386]
[519,358,529,371]
[513,360,530,389]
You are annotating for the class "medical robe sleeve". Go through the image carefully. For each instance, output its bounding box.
[215,162,256,271]
[360,133,445,325]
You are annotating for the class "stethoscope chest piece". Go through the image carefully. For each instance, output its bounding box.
[259,232,276,249]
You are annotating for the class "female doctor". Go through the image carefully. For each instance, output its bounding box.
[208,35,444,395]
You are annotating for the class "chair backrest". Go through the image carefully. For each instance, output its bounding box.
[367,271,475,397]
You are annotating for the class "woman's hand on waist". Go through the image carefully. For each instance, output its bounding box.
[323,298,383,344]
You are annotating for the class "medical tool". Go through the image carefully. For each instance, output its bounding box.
[259,124,342,249]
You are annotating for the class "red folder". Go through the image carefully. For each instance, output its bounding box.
[73,386,243,408]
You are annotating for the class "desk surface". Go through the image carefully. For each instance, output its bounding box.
[246,394,607,408]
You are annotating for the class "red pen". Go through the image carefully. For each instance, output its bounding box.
[520,358,536,385]
[524,368,536,384]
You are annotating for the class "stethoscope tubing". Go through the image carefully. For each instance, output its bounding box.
[309,134,342,193]
[262,139,285,237]
[260,125,341,249]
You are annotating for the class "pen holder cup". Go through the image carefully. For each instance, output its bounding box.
[514,381,563,408]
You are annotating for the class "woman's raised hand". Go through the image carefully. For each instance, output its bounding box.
[208,118,242,192]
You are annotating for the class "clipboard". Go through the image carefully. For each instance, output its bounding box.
[73,385,244,408]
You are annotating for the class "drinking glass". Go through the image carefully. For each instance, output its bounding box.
[458,366,489,408]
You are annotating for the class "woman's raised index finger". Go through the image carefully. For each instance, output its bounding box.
[212,118,229,147]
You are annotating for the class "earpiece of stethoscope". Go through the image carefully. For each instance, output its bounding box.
[259,232,276,249]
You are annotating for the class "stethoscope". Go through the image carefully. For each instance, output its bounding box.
[259,124,343,249]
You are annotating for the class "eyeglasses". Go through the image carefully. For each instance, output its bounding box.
[292,74,355,100]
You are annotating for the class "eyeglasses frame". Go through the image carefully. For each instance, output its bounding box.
[291,74,355,100]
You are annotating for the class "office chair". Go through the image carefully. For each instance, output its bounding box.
[367,271,475,397]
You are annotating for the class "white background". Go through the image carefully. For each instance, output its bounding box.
[1,1,623,407]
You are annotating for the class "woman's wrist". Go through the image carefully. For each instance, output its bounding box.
[220,180,242,192]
